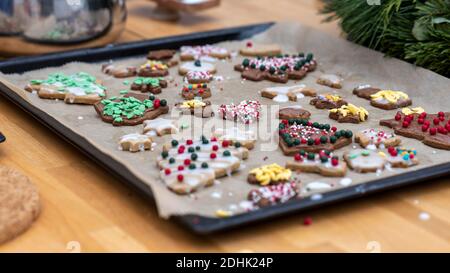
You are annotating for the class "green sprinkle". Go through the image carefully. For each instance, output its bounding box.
[120,90,128,95]
[123,80,130,85]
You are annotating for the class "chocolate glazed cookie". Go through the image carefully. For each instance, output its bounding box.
[278,107,311,120]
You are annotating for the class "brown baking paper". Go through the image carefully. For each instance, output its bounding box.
[1,22,449,218]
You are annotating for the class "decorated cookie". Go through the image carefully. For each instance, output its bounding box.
[260,84,316,103]
[0,166,40,244]
[355,128,401,149]
[381,147,419,168]
[143,118,178,136]
[212,127,257,150]
[157,136,249,194]
[239,42,282,56]
[218,100,261,124]
[329,104,369,123]
[25,72,106,105]
[352,85,381,99]
[179,60,216,75]
[137,60,169,77]
[370,90,412,110]
[248,181,298,208]
[380,111,450,150]
[181,83,211,100]
[278,119,353,155]
[147,49,178,67]
[185,71,213,84]
[234,53,317,83]
[286,149,347,177]
[101,63,137,78]
[130,77,167,94]
[94,93,169,126]
[247,163,292,186]
[316,74,343,89]
[119,133,153,152]
[278,106,311,120]
[402,107,425,115]
[175,99,214,118]
[343,149,387,173]
[180,45,230,60]
[309,94,347,109]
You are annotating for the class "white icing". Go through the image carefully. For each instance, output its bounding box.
[180,61,216,73]
[119,133,150,142]
[347,149,386,171]
[263,85,307,102]
[143,118,178,136]
[319,74,342,84]
[306,181,331,191]
[213,127,256,142]
[339,178,352,186]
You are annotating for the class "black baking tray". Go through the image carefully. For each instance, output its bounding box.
[1,22,449,234]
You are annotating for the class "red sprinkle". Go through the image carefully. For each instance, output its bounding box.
[303,216,313,226]
[430,128,437,135]
[402,121,410,128]
[164,169,171,175]
[418,118,424,124]
[212,145,219,151]
[210,153,217,159]
[314,138,321,145]
[177,174,184,182]
[433,118,440,125]
[222,140,230,148]
[331,126,337,132]
[294,153,302,161]
[438,111,445,117]
[439,115,445,121]
[198,89,204,94]
[424,120,431,126]
[422,125,429,132]
[246,41,253,47]
[184,159,191,165]
[395,114,402,121]
[301,138,307,144]
[186,139,193,145]
[154,99,160,108]
[178,165,184,171]
[419,112,427,119]
[211,137,217,142]
[331,158,339,166]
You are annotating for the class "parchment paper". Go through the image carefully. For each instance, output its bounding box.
[1,22,449,218]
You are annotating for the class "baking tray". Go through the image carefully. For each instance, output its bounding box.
[0,22,449,234]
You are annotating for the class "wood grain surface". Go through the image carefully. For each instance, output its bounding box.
[1,0,449,252]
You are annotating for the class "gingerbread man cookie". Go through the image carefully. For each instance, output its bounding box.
[157,136,249,194]
[370,90,412,110]
[382,147,419,168]
[175,99,214,118]
[212,127,257,150]
[380,111,450,150]
[143,118,178,136]
[343,149,387,173]
[119,133,153,152]
[239,42,282,57]
[286,149,347,177]
[352,84,381,99]
[316,74,343,89]
[179,60,216,76]
[130,77,168,94]
[260,84,316,103]
[278,106,311,120]
[185,71,213,84]
[234,53,317,83]
[102,63,137,78]
[94,93,169,126]
[147,49,178,67]
[247,163,292,186]
[355,128,401,149]
[329,104,369,124]
[248,181,298,208]
[180,45,230,60]
[181,83,211,100]
[137,60,169,77]
[309,94,347,109]
[25,72,106,105]
[278,119,353,155]
[218,100,261,124]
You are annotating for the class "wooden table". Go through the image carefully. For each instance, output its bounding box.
[1,0,450,252]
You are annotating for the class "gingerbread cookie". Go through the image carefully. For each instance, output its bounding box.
[286,149,347,177]
[175,99,214,118]
[137,60,169,77]
[181,83,211,100]
[382,147,419,168]
[309,94,347,109]
[157,136,249,194]
[261,84,316,103]
[25,72,106,105]
[380,111,450,150]
[247,163,292,186]
[143,118,178,136]
[248,181,298,208]
[180,45,230,60]
[0,166,40,244]
[0,132,5,143]
[344,149,387,173]
[239,42,282,57]
[370,90,412,110]
[278,119,353,155]
[278,106,311,120]
[185,71,213,84]
[179,60,216,76]
[316,74,343,89]
[130,77,168,94]
[119,133,153,152]
[212,127,257,150]
[147,49,178,67]
[355,128,401,149]
[94,93,169,126]
[352,85,381,99]
[234,53,317,83]
[218,100,261,124]
[329,104,369,123]
[102,63,137,78]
